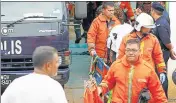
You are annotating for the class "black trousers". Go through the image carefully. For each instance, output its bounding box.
[156,50,170,98]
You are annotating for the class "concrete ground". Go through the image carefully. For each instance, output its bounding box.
[64,25,89,103]
[65,25,176,103]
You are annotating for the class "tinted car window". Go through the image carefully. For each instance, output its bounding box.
[1,2,63,21]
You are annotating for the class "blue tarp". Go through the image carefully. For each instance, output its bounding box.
[91,55,110,85]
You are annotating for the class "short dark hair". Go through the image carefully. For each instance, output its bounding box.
[96,5,103,16]
[32,46,58,68]
[102,2,114,9]
[114,7,124,24]
[126,39,140,48]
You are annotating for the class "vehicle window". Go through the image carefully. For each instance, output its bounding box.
[1,2,63,21]
[1,2,66,37]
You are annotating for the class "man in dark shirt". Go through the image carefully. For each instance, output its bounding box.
[151,2,176,98]
[81,1,95,43]
[159,1,170,25]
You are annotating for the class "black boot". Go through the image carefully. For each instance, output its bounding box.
[75,37,82,44]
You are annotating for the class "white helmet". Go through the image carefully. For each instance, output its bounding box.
[134,13,156,31]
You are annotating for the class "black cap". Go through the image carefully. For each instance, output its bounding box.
[152,2,164,12]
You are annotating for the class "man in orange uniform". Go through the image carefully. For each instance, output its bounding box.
[87,2,120,77]
[97,39,167,103]
[118,13,167,83]
[114,1,135,23]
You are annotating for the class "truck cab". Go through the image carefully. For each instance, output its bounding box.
[1,1,85,94]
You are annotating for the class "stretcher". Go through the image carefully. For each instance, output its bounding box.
[89,54,110,85]
[83,54,110,103]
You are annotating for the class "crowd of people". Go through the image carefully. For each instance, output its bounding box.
[86,1,176,103]
[1,1,176,103]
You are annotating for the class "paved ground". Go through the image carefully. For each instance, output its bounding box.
[65,26,176,103]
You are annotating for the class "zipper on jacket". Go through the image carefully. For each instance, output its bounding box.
[128,65,135,103]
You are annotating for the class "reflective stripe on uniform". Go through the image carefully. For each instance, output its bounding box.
[107,90,113,103]
[128,66,135,103]
[140,41,145,56]
[157,62,166,68]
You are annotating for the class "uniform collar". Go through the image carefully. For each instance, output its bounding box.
[98,14,117,22]
[130,32,151,40]
[121,55,143,67]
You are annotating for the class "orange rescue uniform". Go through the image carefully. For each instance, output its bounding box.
[100,56,167,103]
[87,14,120,58]
[118,1,135,21]
[118,32,166,73]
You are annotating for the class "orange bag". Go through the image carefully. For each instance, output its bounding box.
[83,77,103,103]
[84,86,103,103]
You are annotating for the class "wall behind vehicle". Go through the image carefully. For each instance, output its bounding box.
[168,2,176,75]
[169,2,176,48]
[168,2,176,100]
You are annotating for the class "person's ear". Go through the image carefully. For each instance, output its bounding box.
[41,63,49,74]
[45,62,52,72]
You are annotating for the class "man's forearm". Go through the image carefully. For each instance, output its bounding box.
[99,82,109,95]
[88,43,95,52]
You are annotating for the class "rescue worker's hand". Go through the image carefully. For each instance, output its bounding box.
[135,8,142,16]
[170,49,176,60]
[131,20,135,27]
[90,49,97,57]
[160,73,166,84]
[98,82,109,97]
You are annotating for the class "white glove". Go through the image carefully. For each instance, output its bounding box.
[97,86,103,97]
[160,73,166,84]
